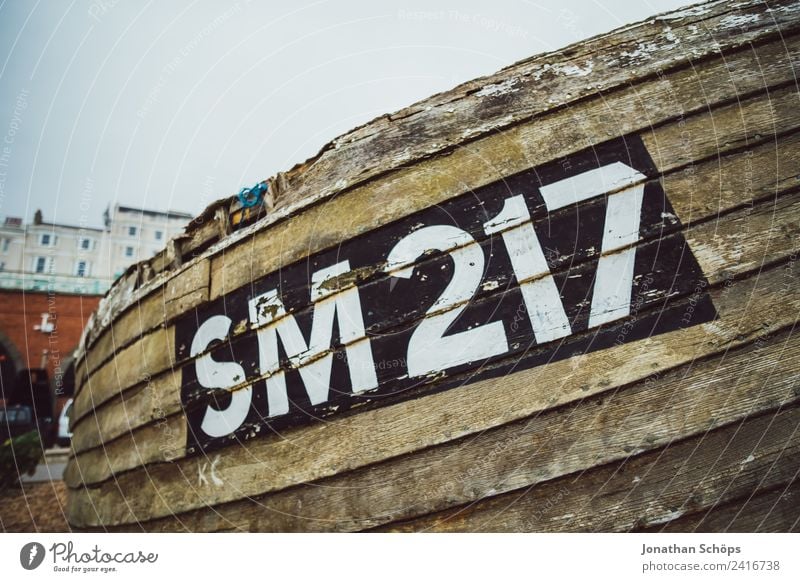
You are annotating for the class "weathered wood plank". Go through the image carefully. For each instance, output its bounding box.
[115,417,800,533]
[638,480,800,533]
[74,29,800,400]
[69,370,183,455]
[67,170,800,463]
[75,292,163,395]
[210,29,800,301]
[686,190,800,278]
[72,326,175,422]
[68,168,800,477]
[270,0,800,215]
[164,259,210,322]
[71,316,800,529]
[377,403,800,533]
[70,78,800,427]
[68,127,800,457]
[65,256,800,525]
[116,176,784,456]
[74,248,208,397]
[184,82,800,363]
[108,354,800,532]
[75,8,800,382]
[178,208,228,262]
[68,180,800,481]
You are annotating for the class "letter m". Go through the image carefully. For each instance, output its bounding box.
[248,261,378,417]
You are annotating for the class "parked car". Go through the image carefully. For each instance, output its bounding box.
[8,368,56,448]
[0,405,36,442]
[57,399,73,447]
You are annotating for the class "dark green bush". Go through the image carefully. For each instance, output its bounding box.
[0,431,44,491]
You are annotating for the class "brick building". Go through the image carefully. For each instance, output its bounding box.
[0,291,101,400]
[0,205,190,425]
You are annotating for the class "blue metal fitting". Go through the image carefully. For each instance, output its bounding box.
[237,182,268,208]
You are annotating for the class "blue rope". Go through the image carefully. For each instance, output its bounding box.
[237,182,268,208]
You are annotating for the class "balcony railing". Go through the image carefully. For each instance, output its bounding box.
[0,271,112,295]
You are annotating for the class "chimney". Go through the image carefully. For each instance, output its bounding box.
[33,209,43,225]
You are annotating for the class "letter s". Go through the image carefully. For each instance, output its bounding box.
[191,315,251,438]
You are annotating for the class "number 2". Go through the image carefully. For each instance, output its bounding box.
[385,225,509,378]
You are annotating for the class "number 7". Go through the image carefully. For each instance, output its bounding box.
[539,161,647,328]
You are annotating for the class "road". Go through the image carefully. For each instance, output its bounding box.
[19,447,69,484]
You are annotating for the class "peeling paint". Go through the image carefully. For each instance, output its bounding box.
[656,3,717,20]
[645,508,686,525]
[475,77,521,97]
[73,0,791,407]
[552,62,595,78]
[620,41,662,63]
[662,26,679,43]
[720,13,762,27]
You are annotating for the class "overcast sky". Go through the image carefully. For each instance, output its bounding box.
[0,0,689,228]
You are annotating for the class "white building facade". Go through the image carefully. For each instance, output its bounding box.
[101,205,191,280]
[0,205,191,295]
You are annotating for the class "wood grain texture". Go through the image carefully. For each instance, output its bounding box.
[164,259,210,322]
[101,420,800,532]
[66,0,800,531]
[65,160,800,470]
[79,315,800,531]
[75,292,164,396]
[74,3,800,375]
[209,41,800,302]
[65,172,800,476]
[67,130,800,459]
[377,402,800,532]
[69,369,183,455]
[637,480,800,533]
[65,254,800,526]
[72,326,175,422]
[74,27,800,392]
[70,77,800,428]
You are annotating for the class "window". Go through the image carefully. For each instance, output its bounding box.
[125,246,134,257]
[76,261,88,277]
[128,226,137,236]
[79,237,92,250]
[0,407,31,423]
[40,233,52,246]
[155,230,163,241]
[34,257,47,273]
[0,262,5,271]
[1,238,9,253]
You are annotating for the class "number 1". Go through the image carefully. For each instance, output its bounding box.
[483,195,571,343]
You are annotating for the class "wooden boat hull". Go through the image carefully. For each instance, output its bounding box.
[67,0,800,531]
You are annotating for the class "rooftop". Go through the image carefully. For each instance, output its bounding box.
[116,205,193,220]
[35,221,105,232]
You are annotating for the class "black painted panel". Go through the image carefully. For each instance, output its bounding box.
[176,136,715,453]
